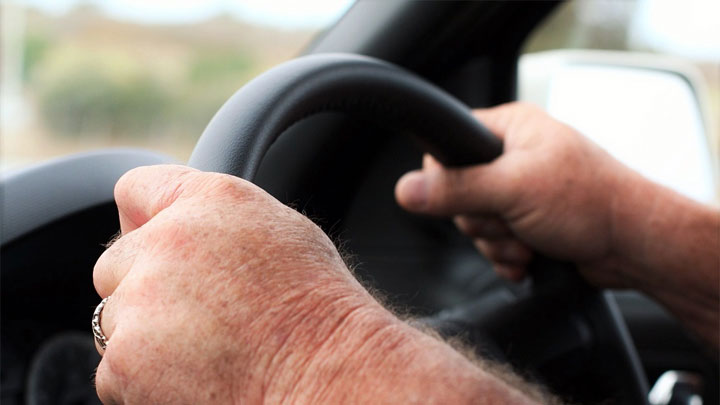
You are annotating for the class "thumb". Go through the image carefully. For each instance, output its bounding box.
[396,102,539,217]
[395,157,517,216]
[113,164,200,234]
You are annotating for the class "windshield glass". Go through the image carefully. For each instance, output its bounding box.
[1,0,354,171]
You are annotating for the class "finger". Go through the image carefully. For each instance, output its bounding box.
[95,350,122,404]
[93,231,142,298]
[394,158,518,216]
[422,154,442,171]
[114,164,200,234]
[474,238,533,266]
[396,104,546,217]
[94,340,104,357]
[454,215,511,239]
[472,101,542,139]
[474,240,529,282]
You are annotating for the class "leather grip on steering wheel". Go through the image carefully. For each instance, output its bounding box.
[188,53,502,178]
[188,53,570,291]
[188,53,566,290]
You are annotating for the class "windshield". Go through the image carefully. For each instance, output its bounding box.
[0,0,354,171]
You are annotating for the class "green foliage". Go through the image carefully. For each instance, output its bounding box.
[166,50,256,139]
[22,34,50,81]
[189,50,253,83]
[33,45,257,140]
[39,66,172,138]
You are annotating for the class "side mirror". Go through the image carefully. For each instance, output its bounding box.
[519,50,719,205]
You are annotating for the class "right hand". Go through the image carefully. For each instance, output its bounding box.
[93,164,539,404]
[395,102,640,286]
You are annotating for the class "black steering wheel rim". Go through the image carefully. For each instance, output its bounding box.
[188,53,649,404]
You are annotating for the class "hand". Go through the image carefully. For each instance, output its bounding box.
[395,102,720,348]
[395,102,639,286]
[92,165,388,403]
[92,164,538,404]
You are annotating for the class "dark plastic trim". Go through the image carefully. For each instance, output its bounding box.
[0,149,174,245]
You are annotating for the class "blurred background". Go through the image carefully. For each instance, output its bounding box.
[1,0,718,172]
[1,0,353,170]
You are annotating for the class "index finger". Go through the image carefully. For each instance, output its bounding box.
[114,165,199,234]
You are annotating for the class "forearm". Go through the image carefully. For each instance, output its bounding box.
[262,289,541,404]
[608,170,720,347]
[298,310,538,404]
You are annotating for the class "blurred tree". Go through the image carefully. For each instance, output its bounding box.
[22,34,50,82]
[39,65,171,138]
[189,50,253,83]
[6,5,315,167]
[525,1,634,53]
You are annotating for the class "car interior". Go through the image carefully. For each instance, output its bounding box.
[2,2,718,405]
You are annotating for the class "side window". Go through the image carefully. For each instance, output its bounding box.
[520,1,719,205]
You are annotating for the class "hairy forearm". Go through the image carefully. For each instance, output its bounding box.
[298,310,537,404]
[609,170,720,348]
[261,287,541,404]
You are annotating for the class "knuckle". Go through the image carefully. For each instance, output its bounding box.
[115,165,146,186]
[202,172,263,202]
[92,234,139,297]
[115,164,170,195]
[113,167,142,202]
[95,356,121,404]
[93,251,111,297]
[145,217,195,253]
[115,164,196,204]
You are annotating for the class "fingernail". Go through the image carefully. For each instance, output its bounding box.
[399,172,429,209]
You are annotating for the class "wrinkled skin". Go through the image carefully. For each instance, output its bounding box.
[395,102,719,348]
[93,102,718,403]
[93,166,371,402]
[93,165,533,404]
[396,103,627,283]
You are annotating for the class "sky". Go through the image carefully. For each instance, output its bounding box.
[12,0,355,28]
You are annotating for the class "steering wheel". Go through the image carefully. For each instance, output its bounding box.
[188,53,649,404]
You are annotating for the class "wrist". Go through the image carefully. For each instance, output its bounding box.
[595,167,660,288]
[606,168,713,288]
[577,163,655,289]
[247,272,378,401]
[602,169,720,347]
